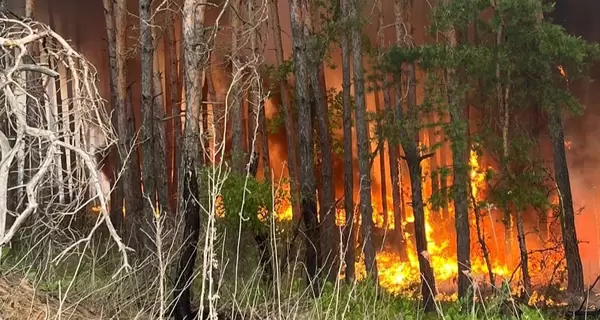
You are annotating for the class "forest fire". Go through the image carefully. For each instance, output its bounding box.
[269,146,563,298]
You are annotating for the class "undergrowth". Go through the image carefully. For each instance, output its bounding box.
[0,234,569,320]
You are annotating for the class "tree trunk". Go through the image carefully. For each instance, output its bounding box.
[406,153,437,312]
[305,5,338,282]
[152,31,170,215]
[542,0,585,297]
[165,14,181,212]
[124,83,144,245]
[515,210,531,293]
[259,101,271,182]
[230,0,245,173]
[173,0,207,318]
[549,111,584,295]
[288,0,321,293]
[443,8,472,299]
[340,0,355,283]
[350,0,377,279]
[492,0,514,267]
[139,0,157,235]
[101,0,125,230]
[268,0,301,220]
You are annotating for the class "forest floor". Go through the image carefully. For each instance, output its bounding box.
[0,275,99,320]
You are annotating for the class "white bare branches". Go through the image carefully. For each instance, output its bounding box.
[0,16,129,270]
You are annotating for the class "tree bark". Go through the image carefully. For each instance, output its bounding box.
[288,0,321,293]
[392,1,436,309]
[173,0,207,318]
[268,0,301,220]
[102,0,125,230]
[139,0,157,236]
[441,1,471,299]
[165,14,181,212]
[406,153,437,311]
[305,3,338,283]
[549,111,584,295]
[230,0,245,173]
[340,0,355,283]
[515,210,531,293]
[150,29,170,216]
[544,0,585,297]
[350,0,377,279]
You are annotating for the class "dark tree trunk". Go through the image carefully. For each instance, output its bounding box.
[406,152,437,312]
[289,0,321,293]
[101,0,125,230]
[230,0,245,174]
[340,0,355,283]
[259,101,271,182]
[549,111,584,295]
[172,0,206,317]
[515,211,531,293]
[311,63,337,282]
[173,165,201,320]
[445,26,472,300]
[393,36,437,309]
[139,0,157,233]
[350,0,377,279]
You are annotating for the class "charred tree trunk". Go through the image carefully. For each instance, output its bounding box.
[350,0,377,279]
[173,0,207,318]
[289,0,321,293]
[340,0,355,283]
[268,0,301,220]
[549,111,584,295]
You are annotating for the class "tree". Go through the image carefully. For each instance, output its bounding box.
[439,0,472,300]
[380,0,436,310]
[230,0,246,173]
[306,1,338,283]
[173,0,207,318]
[288,0,321,292]
[139,0,157,225]
[350,0,377,279]
[102,0,143,240]
[544,1,585,296]
[339,0,355,283]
